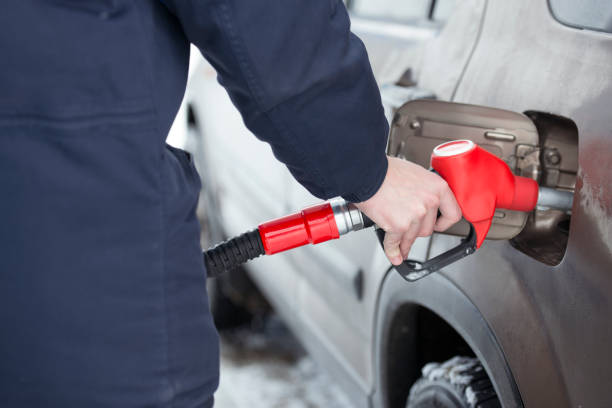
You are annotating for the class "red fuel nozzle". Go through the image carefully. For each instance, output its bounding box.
[431,140,538,248]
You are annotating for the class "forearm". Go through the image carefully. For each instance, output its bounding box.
[162,0,389,200]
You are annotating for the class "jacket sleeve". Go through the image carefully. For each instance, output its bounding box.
[161,0,389,202]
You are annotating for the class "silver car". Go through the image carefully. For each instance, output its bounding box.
[181,0,612,407]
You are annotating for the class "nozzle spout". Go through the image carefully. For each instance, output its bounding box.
[537,187,574,212]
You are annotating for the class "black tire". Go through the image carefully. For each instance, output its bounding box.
[406,356,501,408]
[207,272,257,330]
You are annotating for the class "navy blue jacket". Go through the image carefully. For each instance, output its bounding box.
[0,1,388,407]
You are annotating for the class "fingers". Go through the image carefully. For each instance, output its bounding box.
[434,182,462,231]
[400,221,421,260]
[355,156,463,266]
[418,205,437,237]
[383,231,403,265]
[385,218,421,265]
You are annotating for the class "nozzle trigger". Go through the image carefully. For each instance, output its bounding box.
[377,223,477,282]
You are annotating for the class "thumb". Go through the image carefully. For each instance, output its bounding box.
[383,231,403,265]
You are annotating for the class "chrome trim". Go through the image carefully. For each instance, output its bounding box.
[330,198,367,236]
[484,131,516,142]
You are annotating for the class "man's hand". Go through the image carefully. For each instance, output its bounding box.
[355,156,462,265]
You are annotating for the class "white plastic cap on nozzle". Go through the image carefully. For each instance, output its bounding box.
[432,140,476,157]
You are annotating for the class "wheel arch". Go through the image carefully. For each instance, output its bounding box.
[372,270,524,408]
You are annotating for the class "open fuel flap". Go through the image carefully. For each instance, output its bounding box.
[389,99,540,240]
[388,100,578,265]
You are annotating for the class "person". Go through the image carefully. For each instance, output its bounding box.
[0,0,461,407]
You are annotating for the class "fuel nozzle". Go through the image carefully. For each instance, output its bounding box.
[388,139,574,282]
[431,140,538,248]
[430,139,572,248]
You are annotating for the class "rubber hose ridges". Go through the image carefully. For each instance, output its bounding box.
[203,229,265,278]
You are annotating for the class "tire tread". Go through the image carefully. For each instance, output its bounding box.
[407,356,501,408]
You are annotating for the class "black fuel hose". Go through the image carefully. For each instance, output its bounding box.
[203,229,265,278]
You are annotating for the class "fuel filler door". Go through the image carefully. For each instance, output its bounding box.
[388,99,540,240]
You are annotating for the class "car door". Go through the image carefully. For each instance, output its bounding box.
[287,0,487,404]
[184,61,301,315]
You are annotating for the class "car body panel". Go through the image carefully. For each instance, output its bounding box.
[444,0,612,406]
[378,0,611,406]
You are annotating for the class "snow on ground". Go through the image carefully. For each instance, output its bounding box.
[215,317,354,408]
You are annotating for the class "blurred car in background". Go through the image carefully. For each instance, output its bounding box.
[178,0,612,407]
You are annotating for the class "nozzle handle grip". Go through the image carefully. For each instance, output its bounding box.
[372,211,477,281]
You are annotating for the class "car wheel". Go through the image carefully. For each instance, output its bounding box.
[207,273,255,330]
[406,356,501,408]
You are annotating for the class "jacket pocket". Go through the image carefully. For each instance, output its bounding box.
[165,144,200,185]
